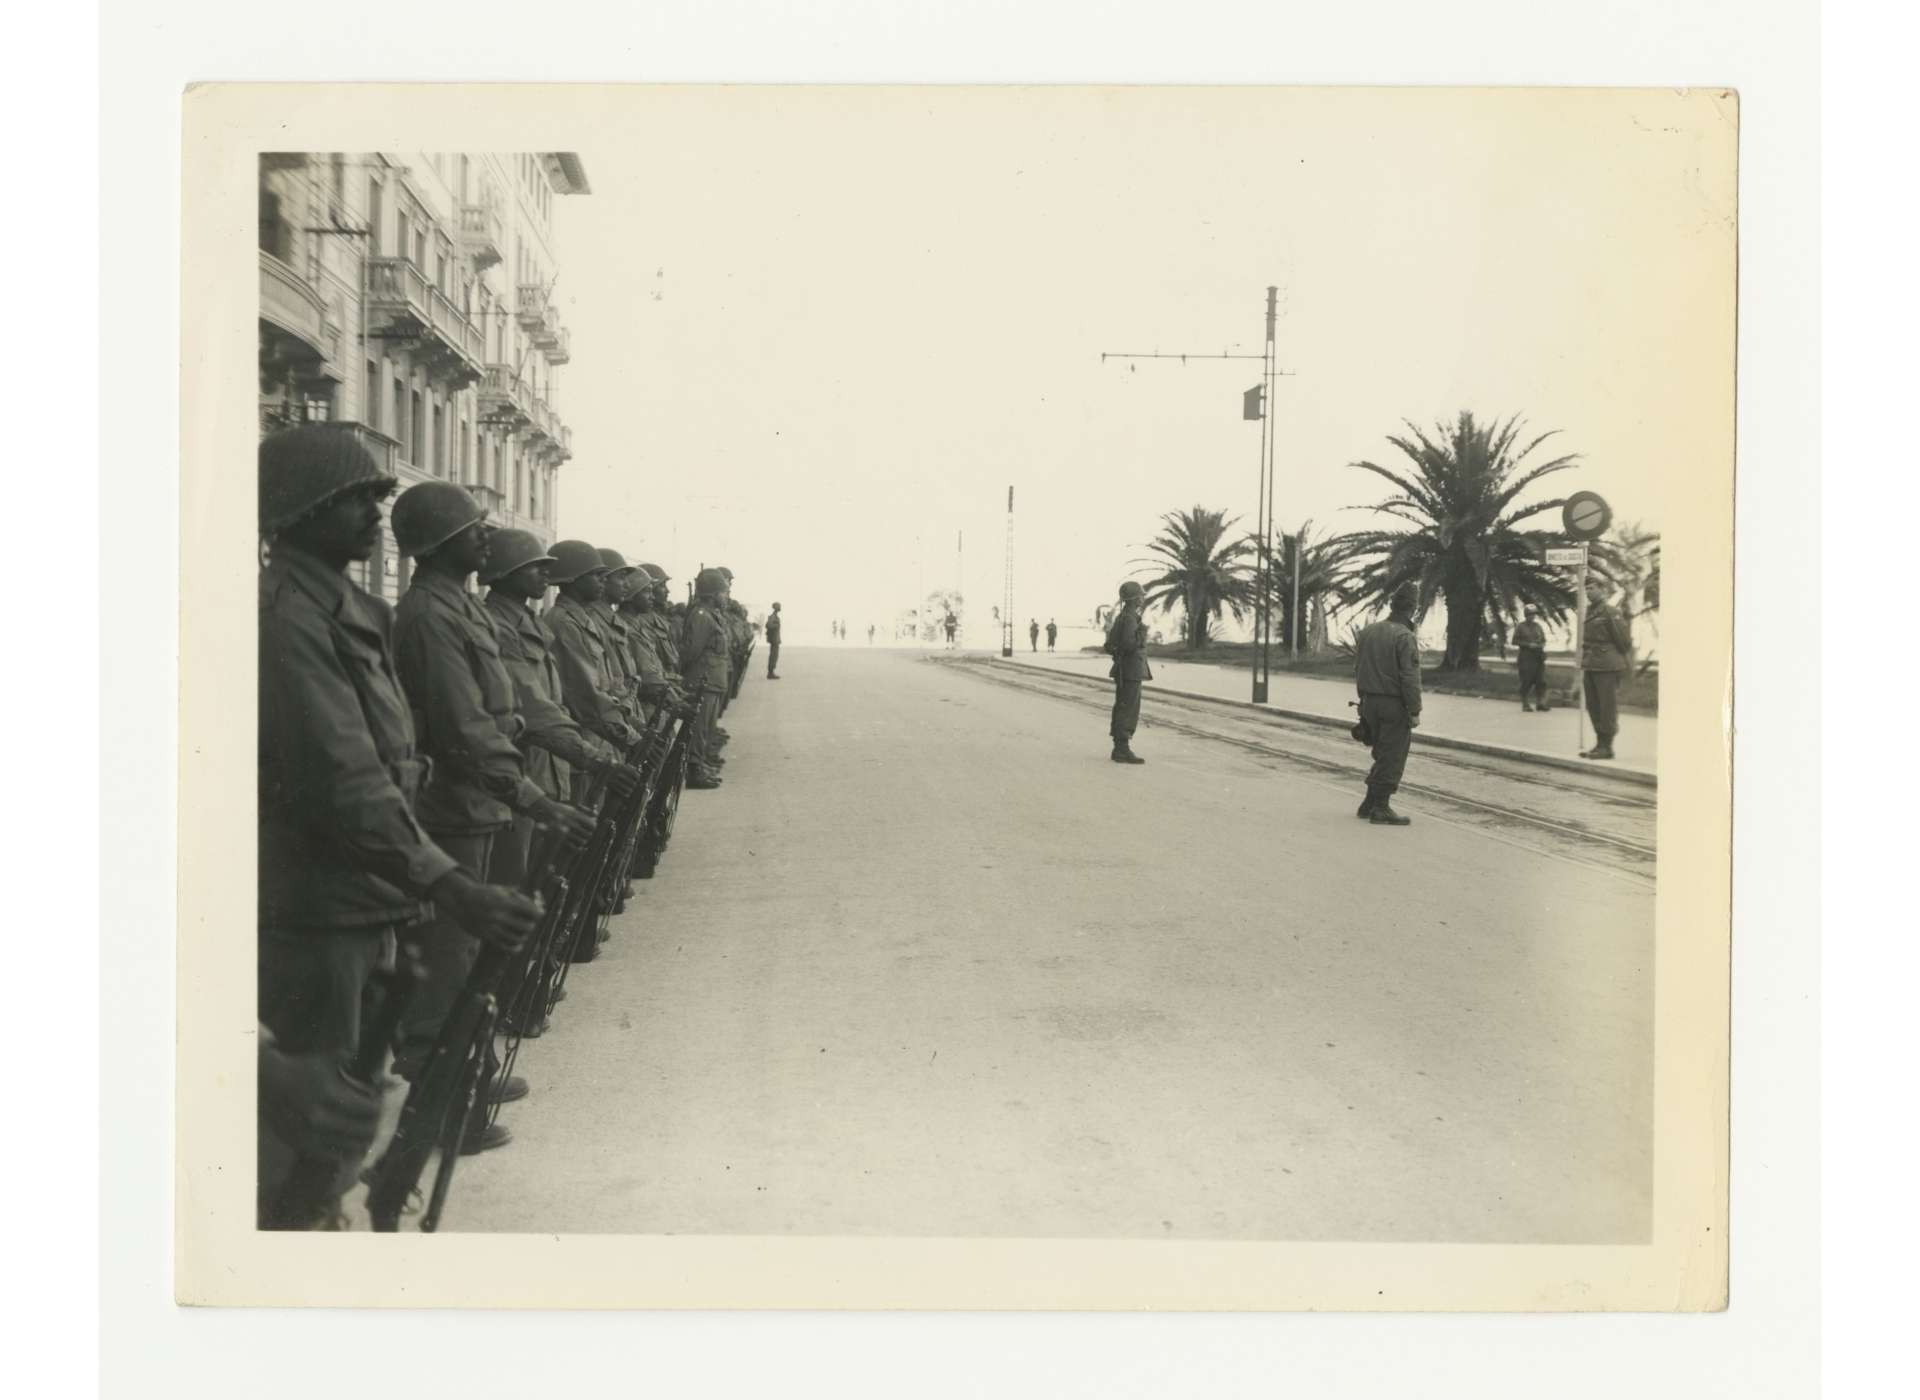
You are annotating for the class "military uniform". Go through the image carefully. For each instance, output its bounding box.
[682,586,734,778]
[258,547,459,1063]
[1104,600,1153,759]
[764,607,782,677]
[546,593,639,791]
[1513,616,1550,710]
[1580,596,1633,757]
[391,568,551,1078]
[1353,608,1423,818]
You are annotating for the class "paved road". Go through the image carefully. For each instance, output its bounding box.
[442,646,1653,1242]
[1006,648,1658,776]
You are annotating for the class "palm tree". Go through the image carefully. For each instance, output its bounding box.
[1252,522,1352,653]
[1134,506,1254,649]
[1343,411,1584,671]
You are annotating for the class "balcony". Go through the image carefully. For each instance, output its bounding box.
[259,250,343,388]
[516,284,549,334]
[524,394,556,447]
[543,323,571,365]
[457,199,505,270]
[556,424,573,463]
[367,256,486,389]
[477,364,534,432]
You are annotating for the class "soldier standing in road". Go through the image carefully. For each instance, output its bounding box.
[943,612,958,649]
[1045,618,1058,652]
[1353,583,1424,826]
[256,428,540,1226]
[543,541,642,801]
[1513,605,1551,712]
[867,623,875,645]
[1104,581,1153,764]
[680,568,733,789]
[1029,618,1040,652]
[765,601,783,678]
[1579,578,1633,761]
[388,483,596,1152]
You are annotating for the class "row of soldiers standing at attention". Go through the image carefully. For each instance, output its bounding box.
[255,424,759,1230]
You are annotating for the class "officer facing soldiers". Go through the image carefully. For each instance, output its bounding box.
[764,601,783,679]
[479,529,641,890]
[256,428,539,1223]
[1103,580,1153,764]
[679,568,733,789]
[389,483,597,1151]
[1353,582,1424,826]
[544,540,640,794]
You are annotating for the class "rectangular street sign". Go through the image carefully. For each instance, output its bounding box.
[1544,547,1586,565]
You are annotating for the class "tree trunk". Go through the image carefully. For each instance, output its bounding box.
[1440,579,1483,671]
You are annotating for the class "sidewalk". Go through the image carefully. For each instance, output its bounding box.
[1001,650,1657,782]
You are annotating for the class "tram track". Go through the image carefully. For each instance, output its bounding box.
[941,657,1658,884]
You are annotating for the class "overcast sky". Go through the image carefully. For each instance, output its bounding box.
[542,87,1734,643]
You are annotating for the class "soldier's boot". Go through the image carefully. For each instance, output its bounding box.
[1369,799,1412,826]
[1111,741,1146,765]
[1522,702,1535,712]
[460,1121,514,1156]
[687,768,723,790]
[1357,786,1382,818]
[1581,739,1616,760]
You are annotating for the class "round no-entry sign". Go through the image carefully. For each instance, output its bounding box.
[1562,491,1612,541]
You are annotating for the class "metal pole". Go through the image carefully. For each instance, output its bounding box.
[1253,286,1277,703]
[1291,526,1302,661]
[1573,543,1589,755]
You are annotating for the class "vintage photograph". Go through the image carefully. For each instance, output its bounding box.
[184,84,1734,1307]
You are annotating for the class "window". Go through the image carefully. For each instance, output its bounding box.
[258,188,291,260]
[514,455,523,512]
[409,388,423,465]
[331,153,345,201]
[432,401,445,477]
[368,178,384,256]
[365,360,380,429]
[393,377,407,459]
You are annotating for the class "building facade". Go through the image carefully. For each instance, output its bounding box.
[258,151,590,598]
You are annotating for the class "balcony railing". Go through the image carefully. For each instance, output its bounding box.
[525,394,555,445]
[457,199,504,270]
[367,257,485,388]
[477,363,534,430]
[516,284,549,334]
[543,324,571,365]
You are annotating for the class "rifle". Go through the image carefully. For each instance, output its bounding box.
[632,708,692,879]
[364,869,563,1233]
[260,959,421,1230]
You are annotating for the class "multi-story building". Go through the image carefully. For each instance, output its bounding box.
[258,151,590,598]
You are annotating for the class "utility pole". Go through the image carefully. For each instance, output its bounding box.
[1001,485,1015,657]
[1102,285,1291,703]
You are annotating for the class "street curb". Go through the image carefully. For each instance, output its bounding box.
[985,657,1659,790]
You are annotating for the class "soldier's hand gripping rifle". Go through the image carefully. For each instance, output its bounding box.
[363,878,559,1233]
[634,700,695,877]
[260,959,421,1231]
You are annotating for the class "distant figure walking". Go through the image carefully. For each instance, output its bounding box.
[1104,581,1152,764]
[1353,583,1423,825]
[1028,618,1040,651]
[765,601,783,678]
[867,623,874,645]
[943,612,958,649]
[1045,618,1058,652]
[1579,580,1633,761]
[1513,606,1550,711]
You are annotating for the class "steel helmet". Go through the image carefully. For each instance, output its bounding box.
[258,425,397,535]
[479,528,559,585]
[635,562,664,580]
[1118,580,1146,602]
[694,567,726,597]
[597,547,639,575]
[715,566,734,582]
[391,481,486,558]
[549,539,611,584]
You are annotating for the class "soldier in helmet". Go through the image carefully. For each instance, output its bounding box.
[480,529,641,891]
[544,540,641,796]
[678,568,733,789]
[619,562,687,714]
[764,602,782,678]
[256,428,541,1221]
[596,549,647,718]
[1103,580,1154,764]
[1352,582,1424,825]
[388,483,598,1151]
[636,563,684,685]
